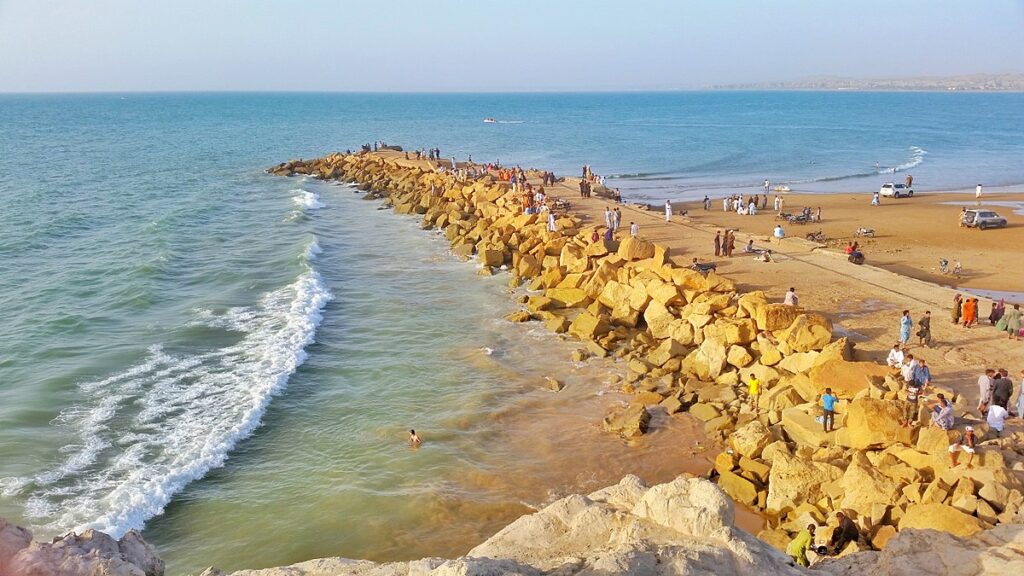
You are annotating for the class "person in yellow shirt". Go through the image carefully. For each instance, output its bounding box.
[748,374,761,410]
[787,524,816,566]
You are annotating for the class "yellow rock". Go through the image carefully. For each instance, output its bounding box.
[559,242,589,273]
[781,408,833,448]
[568,311,610,341]
[718,469,759,505]
[898,503,984,537]
[776,313,833,353]
[647,338,688,367]
[617,237,656,261]
[726,345,754,368]
[754,303,801,331]
[597,280,630,309]
[841,398,915,450]
[643,300,676,339]
[808,359,889,399]
[545,287,590,309]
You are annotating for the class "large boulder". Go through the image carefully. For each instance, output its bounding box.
[9,527,165,576]
[776,313,832,353]
[568,311,610,341]
[839,398,915,450]
[0,519,32,575]
[766,452,844,514]
[755,303,802,331]
[840,452,902,521]
[617,237,656,261]
[603,404,651,438]
[808,359,889,398]
[730,420,773,459]
[898,503,985,538]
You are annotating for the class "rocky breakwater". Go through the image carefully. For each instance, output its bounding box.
[270,152,1024,556]
[0,518,163,576]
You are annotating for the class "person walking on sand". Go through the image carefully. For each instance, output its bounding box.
[821,388,838,433]
[962,297,978,328]
[714,231,722,257]
[814,206,822,223]
[630,221,639,238]
[784,287,798,307]
[725,230,736,257]
[899,310,912,345]
[976,183,983,206]
[605,206,612,229]
[665,200,673,222]
[409,429,422,446]
[723,196,729,212]
[949,426,976,468]
[703,195,711,210]
[917,310,932,347]
[773,224,785,243]
[1002,304,1022,341]
[764,179,770,193]
[613,208,621,231]
[951,293,963,324]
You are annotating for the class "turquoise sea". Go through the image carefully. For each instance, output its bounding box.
[1,92,1022,574]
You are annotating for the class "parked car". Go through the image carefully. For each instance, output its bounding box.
[961,209,1008,230]
[879,183,914,198]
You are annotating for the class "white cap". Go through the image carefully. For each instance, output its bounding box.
[966,426,974,432]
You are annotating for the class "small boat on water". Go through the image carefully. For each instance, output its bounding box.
[483,118,497,123]
[772,185,791,193]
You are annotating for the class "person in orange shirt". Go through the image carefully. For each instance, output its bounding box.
[962,298,978,328]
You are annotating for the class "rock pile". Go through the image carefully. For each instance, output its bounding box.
[0,518,163,576]
[271,151,1024,555]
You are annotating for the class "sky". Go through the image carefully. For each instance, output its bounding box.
[0,0,1022,92]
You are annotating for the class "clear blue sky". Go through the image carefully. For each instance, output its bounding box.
[1,0,1021,92]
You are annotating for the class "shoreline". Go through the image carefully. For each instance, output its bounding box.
[258,149,1024,571]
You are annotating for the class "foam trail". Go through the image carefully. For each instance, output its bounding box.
[303,238,322,262]
[9,266,332,538]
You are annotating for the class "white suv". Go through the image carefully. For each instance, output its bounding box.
[880,183,914,198]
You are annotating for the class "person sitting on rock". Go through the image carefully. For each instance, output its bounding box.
[930,393,955,430]
[829,511,858,554]
[786,523,816,567]
[949,426,976,468]
[886,343,904,370]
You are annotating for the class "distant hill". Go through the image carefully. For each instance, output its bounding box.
[710,73,1024,92]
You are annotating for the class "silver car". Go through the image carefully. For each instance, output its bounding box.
[961,209,1008,230]
[879,183,914,198]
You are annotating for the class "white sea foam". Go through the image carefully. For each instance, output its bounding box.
[291,189,324,210]
[303,238,322,261]
[12,266,332,538]
[885,146,927,174]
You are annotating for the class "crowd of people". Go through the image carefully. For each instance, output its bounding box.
[952,295,1023,340]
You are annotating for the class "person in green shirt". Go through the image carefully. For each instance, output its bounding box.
[787,523,816,567]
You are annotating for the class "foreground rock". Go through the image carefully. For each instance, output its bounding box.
[0,519,163,576]
[216,475,803,576]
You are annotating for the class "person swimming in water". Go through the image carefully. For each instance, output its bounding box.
[409,429,422,446]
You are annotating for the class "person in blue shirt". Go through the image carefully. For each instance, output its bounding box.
[821,388,838,433]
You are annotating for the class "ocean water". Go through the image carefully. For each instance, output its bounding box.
[0,92,1022,573]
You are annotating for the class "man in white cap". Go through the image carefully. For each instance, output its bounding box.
[948,426,976,468]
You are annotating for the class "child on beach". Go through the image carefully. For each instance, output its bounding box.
[748,374,761,410]
[821,388,838,432]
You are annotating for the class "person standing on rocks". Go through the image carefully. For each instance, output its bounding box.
[784,287,798,307]
[899,310,912,345]
[629,222,639,238]
[547,211,557,232]
[714,231,722,257]
[988,403,1009,436]
[949,426,976,468]
[902,367,924,428]
[665,200,673,222]
[787,524,815,567]
[821,388,838,432]
[747,373,761,410]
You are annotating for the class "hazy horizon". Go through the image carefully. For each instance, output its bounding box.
[1,0,1022,93]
